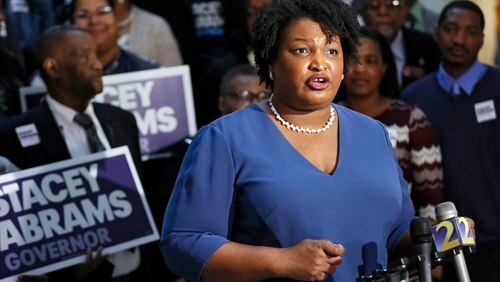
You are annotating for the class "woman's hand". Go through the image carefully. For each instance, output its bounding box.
[279,239,344,281]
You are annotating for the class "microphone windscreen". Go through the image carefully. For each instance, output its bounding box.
[410,217,432,244]
[435,202,458,221]
[361,242,379,276]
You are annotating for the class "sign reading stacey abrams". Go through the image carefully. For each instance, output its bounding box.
[20,66,197,160]
[0,147,159,281]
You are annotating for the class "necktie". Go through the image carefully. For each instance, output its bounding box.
[73,113,105,153]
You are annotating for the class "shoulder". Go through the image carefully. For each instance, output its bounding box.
[389,100,423,115]
[193,105,270,149]
[93,103,136,123]
[383,100,414,119]
[401,101,429,123]
[210,105,265,132]
[93,102,133,115]
[133,5,169,27]
[484,65,500,80]
[120,49,161,70]
[336,104,389,138]
[0,103,48,133]
[402,72,437,98]
[336,104,382,127]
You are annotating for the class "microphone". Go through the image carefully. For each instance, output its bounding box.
[358,242,382,277]
[410,217,432,282]
[433,202,474,282]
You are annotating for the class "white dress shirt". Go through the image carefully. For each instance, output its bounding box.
[46,95,140,277]
[390,30,406,87]
[46,95,111,158]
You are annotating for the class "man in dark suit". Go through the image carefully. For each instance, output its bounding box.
[354,0,440,89]
[0,25,144,281]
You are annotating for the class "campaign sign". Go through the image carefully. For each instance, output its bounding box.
[0,147,159,281]
[19,66,197,160]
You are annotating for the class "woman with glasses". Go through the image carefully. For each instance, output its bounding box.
[161,0,422,281]
[218,64,270,115]
[342,27,444,220]
[69,0,159,75]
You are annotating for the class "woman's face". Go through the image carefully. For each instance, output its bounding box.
[73,0,118,53]
[344,37,387,98]
[271,18,343,110]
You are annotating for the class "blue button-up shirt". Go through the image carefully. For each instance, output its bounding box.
[436,60,488,96]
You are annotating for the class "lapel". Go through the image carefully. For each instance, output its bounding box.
[34,101,71,163]
[93,103,117,148]
[402,28,416,65]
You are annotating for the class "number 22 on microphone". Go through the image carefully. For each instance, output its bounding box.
[432,217,475,253]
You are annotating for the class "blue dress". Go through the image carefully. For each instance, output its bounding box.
[161,104,414,281]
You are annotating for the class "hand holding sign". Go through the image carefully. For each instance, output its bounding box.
[74,247,107,280]
[0,147,159,281]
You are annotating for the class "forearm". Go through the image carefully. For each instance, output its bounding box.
[201,242,285,282]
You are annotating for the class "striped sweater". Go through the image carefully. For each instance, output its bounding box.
[375,100,444,219]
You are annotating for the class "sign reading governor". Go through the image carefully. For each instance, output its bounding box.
[0,147,158,281]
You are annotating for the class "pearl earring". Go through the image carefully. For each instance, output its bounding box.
[341,74,344,80]
[269,72,274,80]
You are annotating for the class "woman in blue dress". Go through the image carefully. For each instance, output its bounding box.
[161,0,415,281]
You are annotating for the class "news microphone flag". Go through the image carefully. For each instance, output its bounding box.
[432,216,475,253]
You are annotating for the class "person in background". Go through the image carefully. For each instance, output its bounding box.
[69,0,159,75]
[218,64,269,115]
[161,0,417,281]
[112,0,183,67]
[135,0,248,126]
[0,25,143,282]
[353,0,440,89]
[0,0,29,119]
[402,1,500,281]
[342,27,443,219]
[242,0,271,65]
[2,0,55,77]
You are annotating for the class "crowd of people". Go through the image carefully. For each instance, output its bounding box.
[0,0,499,281]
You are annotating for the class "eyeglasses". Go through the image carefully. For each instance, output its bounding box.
[222,90,271,103]
[73,5,113,21]
[365,0,401,12]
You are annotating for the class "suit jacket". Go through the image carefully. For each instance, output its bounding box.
[402,27,440,88]
[0,100,142,175]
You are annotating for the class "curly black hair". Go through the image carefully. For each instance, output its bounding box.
[252,0,360,88]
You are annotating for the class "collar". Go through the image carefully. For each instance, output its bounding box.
[390,30,405,61]
[46,94,96,125]
[436,60,488,96]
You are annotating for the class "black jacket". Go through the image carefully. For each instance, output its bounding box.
[402,27,440,88]
[0,101,142,175]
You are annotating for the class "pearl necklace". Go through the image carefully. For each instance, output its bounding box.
[268,95,335,134]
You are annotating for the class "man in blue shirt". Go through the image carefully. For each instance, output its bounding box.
[402,1,500,281]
